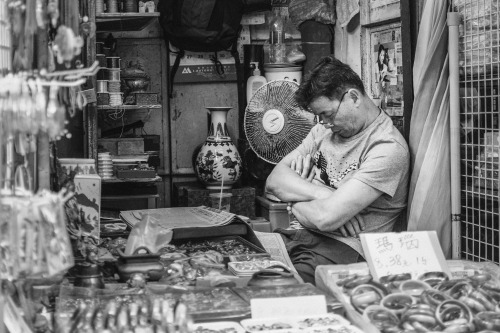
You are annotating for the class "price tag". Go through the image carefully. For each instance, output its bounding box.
[251,295,326,319]
[360,231,451,281]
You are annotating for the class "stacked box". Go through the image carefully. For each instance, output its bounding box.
[97,138,144,155]
[135,92,158,105]
[256,195,289,231]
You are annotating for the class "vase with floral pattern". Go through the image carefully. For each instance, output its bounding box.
[194,107,242,189]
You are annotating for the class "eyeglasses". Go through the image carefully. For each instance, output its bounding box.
[317,90,349,126]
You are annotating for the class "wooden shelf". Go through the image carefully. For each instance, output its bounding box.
[96,12,160,31]
[97,104,161,110]
[102,176,162,183]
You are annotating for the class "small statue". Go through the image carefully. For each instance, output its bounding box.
[127,272,148,289]
[139,1,156,13]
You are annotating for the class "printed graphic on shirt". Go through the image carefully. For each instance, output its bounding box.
[314,151,359,189]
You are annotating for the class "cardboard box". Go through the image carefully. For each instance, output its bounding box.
[256,196,289,231]
[249,217,272,233]
[74,174,101,241]
[98,138,144,155]
[134,92,158,105]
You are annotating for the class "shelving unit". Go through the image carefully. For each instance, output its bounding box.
[85,0,166,210]
[96,12,160,32]
[101,176,162,183]
[97,104,161,110]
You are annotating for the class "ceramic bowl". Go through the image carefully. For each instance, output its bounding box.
[123,77,150,92]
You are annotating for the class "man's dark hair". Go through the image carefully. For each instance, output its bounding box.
[295,55,366,109]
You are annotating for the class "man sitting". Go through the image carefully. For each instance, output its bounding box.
[265,56,410,284]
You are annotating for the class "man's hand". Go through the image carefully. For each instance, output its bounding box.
[339,214,366,237]
[290,154,315,182]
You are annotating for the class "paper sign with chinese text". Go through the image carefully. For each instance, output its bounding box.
[360,231,451,281]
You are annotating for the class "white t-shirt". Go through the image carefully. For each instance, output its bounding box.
[294,110,410,254]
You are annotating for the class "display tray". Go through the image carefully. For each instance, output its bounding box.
[116,169,156,179]
[170,219,265,253]
[232,283,343,315]
[241,314,352,333]
[148,287,251,322]
[192,321,246,333]
[169,235,268,264]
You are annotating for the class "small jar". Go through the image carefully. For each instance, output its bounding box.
[107,0,118,13]
[124,0,138,12]
[96,0,105,14]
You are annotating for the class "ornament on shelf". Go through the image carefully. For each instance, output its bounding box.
[194,107,242,190]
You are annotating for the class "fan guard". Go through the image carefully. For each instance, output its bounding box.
[244,80,316,164]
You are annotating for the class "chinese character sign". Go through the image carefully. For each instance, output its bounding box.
[360,231,451,281]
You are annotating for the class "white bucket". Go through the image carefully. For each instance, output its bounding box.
[264,64,303,84]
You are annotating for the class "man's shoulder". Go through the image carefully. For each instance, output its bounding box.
[375,113,409,153]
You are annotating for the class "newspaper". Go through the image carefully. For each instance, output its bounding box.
[122,206,237,254]
[253,231,297,274]
[120,206,236,228]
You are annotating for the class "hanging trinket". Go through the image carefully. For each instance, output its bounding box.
[24,0,38,36]
[35,0,46,28]
[51,25,84,68]
[47,0,59,29]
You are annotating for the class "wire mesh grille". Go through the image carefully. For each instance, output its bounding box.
[454,0,500,262]
[0,0,10,76]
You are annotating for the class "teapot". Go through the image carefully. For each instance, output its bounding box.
[73,262,105,289]
[247,265,300,287]
[116,247,164,282]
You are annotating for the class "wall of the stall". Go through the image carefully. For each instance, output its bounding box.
[333,14,362,76]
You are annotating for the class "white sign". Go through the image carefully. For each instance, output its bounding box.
[360,231,451,281]
[251,295,327,319]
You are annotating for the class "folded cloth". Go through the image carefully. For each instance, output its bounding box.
[336,0,360,27]
[289,0,336,28]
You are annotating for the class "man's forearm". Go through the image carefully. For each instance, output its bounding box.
[292,197,358,232]
[265,163,331,202]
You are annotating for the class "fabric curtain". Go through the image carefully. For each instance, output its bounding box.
[407,0,452,258]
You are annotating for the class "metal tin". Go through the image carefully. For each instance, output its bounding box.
[109,92,123,106]
[107,0,118,13]
[107,68,120,81]
[107,80,121,93]
[124,0,138,12]
[96,54,106,68]
[96,80,108,93]
[106,56,121,68]
[96,42,104,54]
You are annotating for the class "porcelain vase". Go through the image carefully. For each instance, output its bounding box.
[195,107,242,190]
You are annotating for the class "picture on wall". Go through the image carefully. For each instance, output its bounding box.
[367,24,404,117]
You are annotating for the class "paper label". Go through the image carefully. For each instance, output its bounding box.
[360,231,451,281]
[251,295,327,319]
[81,89,97,104]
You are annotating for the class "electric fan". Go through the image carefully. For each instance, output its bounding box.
[244,80,316,165]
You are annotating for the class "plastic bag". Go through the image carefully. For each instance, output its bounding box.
[125,214,174,255]
[288,0,335,28]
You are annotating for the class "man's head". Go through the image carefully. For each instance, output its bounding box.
[295,55,366,110]
[296,56,373,138]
